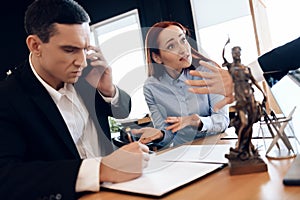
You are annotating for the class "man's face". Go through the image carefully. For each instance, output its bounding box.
[35,23,90,89]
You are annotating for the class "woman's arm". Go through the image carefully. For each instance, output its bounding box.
[143,83,174,147]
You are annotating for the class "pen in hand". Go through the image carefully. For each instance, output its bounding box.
[125,127,134,143]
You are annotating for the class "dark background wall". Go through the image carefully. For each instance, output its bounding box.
[0,0,196,80]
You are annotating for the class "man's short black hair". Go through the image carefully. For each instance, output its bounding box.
[24,0,90,42]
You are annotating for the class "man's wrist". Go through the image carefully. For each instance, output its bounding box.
[98,85,119,104]
[98,85,116,98]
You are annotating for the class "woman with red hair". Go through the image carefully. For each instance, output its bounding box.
[142,21,230,147]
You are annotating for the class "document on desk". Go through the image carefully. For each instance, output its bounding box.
[222,115,293,140]
[222,123,274,139]
[101,144,230,196]
[155,144,232,164]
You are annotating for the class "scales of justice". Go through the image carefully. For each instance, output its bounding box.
[222,39,299,175]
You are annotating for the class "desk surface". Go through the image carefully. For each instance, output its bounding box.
[80,134,300,200]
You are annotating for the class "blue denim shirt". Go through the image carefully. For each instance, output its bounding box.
[143,65,229,147]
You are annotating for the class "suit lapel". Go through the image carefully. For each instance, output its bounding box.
[75,73,114,156]
[18,62,80,158]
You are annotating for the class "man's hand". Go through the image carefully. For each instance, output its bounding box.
[185,60,234,111]
[100,142,149,183]
[85,45,116,97]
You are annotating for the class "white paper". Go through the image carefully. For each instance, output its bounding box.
[222,122,284,139]
[101,144,230,196]
[154,144,233,164]
[101,159,223,196]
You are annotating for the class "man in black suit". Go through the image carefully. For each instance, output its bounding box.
[0,0,156,199]
[258,37,300,85]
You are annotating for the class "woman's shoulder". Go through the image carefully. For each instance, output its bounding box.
[144,76,167,91]
[145,76,160,84]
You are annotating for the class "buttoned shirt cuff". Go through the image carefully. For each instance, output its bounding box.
[75,157,101,192]
[199,117,210,132]
[98,85,119,105]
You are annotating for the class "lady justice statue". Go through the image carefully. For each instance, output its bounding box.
[222,39,268,175]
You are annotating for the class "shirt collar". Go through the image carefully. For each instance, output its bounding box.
[162,70,188,84]
[28,52,74,103]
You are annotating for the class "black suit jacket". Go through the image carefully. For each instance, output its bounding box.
[258,36,300,73]
[0,61,131,199]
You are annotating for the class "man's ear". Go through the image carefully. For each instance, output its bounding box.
[151,52,163,64]
[26,35,42,57]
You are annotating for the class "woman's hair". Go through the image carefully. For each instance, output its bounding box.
[145,21,218,79]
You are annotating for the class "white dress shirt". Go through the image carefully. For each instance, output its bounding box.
[29,53,118,192]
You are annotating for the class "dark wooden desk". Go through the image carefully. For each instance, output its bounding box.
[80,134,300,200]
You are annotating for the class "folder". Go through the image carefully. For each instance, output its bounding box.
[101,144,231,196]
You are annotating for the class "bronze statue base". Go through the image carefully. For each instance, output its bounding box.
[225,148,268,175]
